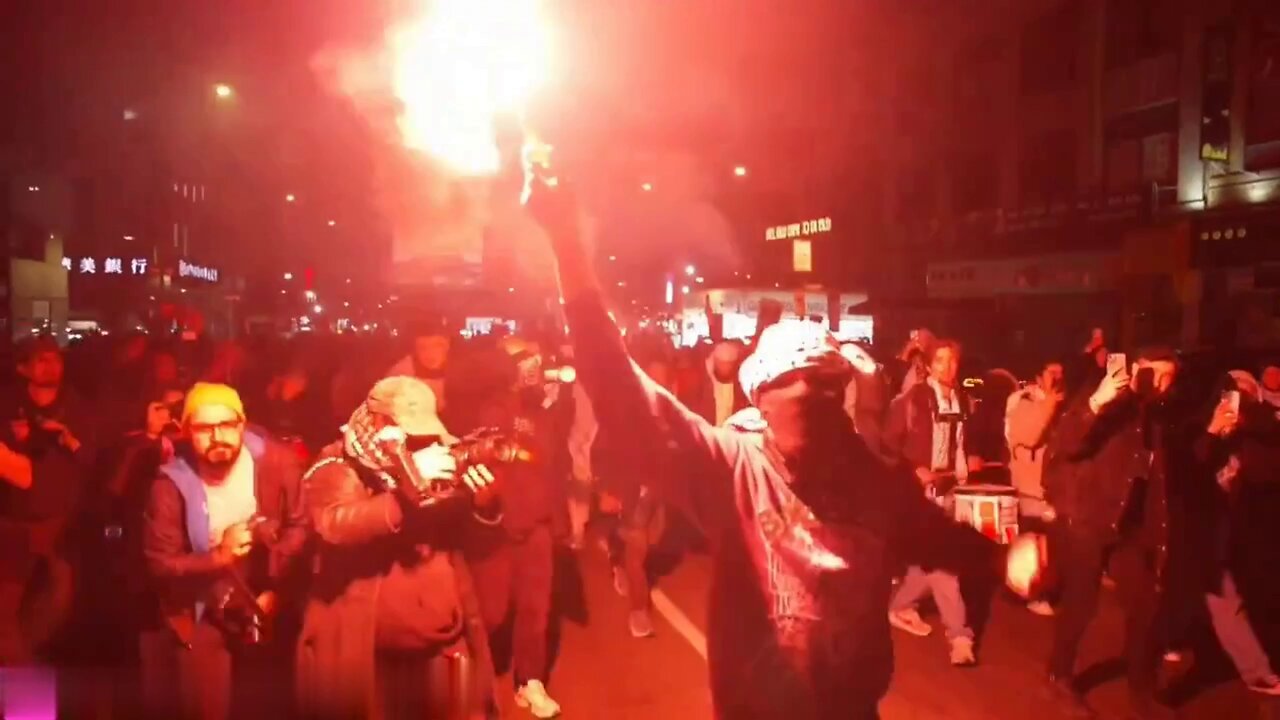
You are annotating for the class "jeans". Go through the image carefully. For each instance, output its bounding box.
[1049,526,1162,695]
[1207,572,1275,683]
[470,523,554,686]
[890,566,973,640]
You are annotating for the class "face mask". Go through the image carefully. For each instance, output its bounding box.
[1133,367,1157,399]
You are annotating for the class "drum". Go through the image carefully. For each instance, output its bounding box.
[952,484,1019,544]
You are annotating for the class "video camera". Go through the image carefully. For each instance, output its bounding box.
[387,429,532,509]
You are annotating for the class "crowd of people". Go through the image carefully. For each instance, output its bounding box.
[1,184,1279,720]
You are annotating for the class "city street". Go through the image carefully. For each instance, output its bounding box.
[493,538,1280,720]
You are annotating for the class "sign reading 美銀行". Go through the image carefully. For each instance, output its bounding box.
[765,217,832,242]
[61,257,150,275]
[179,259,219,283]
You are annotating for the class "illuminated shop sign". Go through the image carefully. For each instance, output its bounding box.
[765,217,832,241]
[61,257,149,275]
[179,259,219,283]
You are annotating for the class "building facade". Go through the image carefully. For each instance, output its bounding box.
[878,0,1280,363]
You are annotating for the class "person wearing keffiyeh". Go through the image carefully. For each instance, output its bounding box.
[525,171,997,720]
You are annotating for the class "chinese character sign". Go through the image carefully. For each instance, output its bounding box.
[61,257,151,275]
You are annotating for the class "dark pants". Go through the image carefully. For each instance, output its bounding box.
[140,621,290,720]
[470,522,553,686]
[1049,525,1163,696]
[0,518,73,663]
[374,640,484,720]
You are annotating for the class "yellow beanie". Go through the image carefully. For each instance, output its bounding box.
[182,382,245,424]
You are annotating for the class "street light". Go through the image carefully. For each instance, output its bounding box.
[327,220,337,227]
[285,193,296,203]
[214,83,234,99]
[734,165,748,177]
[313,304,323,314]
[283,272,293,281]
[641,182,653,192]
[685,265,695,276]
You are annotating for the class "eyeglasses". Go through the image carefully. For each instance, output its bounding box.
[189,420,245,436]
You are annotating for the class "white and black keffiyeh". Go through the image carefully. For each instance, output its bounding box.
[738,320,852,402]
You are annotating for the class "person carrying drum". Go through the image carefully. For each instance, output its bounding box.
[880,338,982,666]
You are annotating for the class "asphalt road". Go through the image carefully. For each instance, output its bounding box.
[492,539,1280,720]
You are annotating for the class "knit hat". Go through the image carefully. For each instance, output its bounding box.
[737,320,852,402]
[182,382,245,424]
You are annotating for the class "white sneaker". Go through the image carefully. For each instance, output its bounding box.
[515,679,562,718]
[1027,600,1055,617]
[612,566,629,597]
[629,609,655,638]
[888,608,933,637]
[949,636,977,667]
[1247,674,1280,696]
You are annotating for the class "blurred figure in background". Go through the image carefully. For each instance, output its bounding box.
[1005,360,1067,617]
[71,382,184,716]
[693,341,749,426]
[0,336,97,663]
[255,363,329,459]
[386,319,453,417]
[604,355,675,640]
[1186,371,1280,696]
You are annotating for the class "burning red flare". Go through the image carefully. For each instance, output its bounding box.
[388,0,552,175]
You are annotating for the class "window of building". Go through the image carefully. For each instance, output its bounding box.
[1018,129,1076,206]
[1246,8,1280,170]
[1104,102,1179,191]
[1104,0,1180,69]
[1020,3,1082,95]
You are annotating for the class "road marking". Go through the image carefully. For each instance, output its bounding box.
[651,587,708,661]
[595,537,709,661]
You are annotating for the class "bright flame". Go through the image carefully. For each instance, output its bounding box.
[389,0,551,175]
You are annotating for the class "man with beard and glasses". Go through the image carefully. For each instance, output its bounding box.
[1040,348,1181,720]
[524,168,998,720]
[142,382,308,720]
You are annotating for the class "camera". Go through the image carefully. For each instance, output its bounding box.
[390,429,531,509]
[450,429,532,469]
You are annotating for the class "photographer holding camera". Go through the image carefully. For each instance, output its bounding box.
[0,335,96,663]
[142,382,308,720]
[297,376,502,720]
